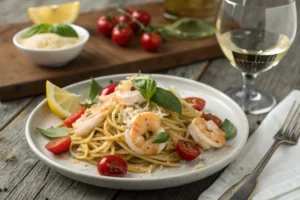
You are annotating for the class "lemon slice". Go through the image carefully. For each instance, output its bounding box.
[28,1,80,24]
[46,81,82,118]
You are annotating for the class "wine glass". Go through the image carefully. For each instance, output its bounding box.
[215,0,297,114]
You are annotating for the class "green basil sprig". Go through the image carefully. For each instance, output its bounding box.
[131,76,182,114]
[89,77,102,100]
[21,24,51,38]
[49,24,78,38]
[152,132,170,143]
[151,87,182,114]
[80,99,98,108]
[221,119,237,140]
[37,127,69,138]
[21,23,78,38]
[80,78,102,108]
[131,78,156,103]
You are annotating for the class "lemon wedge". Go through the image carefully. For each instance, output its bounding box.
[28,1,80,24]
[46,81,82,118]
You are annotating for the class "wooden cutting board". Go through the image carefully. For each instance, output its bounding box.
[0,2,222,101]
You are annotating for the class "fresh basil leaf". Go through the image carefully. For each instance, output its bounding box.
[37,127,69,138]
[137,70,141,76]
[80,102,92,108]
[221,119,237,140]
[21,23,51,38]
[80,99,99,108]
[89,78,102,100]
[151,87,182,114]
[49,24,78,37]
[132,78,157,102]
[152,132,169,143]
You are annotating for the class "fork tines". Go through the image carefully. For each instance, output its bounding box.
[275,101,300,143]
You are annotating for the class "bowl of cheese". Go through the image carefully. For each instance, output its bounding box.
[13,23,89,67]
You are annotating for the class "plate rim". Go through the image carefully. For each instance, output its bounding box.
[25,73,249,187]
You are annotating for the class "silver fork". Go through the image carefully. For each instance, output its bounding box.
[219,101,300,200]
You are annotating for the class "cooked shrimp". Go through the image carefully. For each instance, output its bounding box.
[73,94,117,136]
[115,77,146,106]
[125,112,166,155]
[188,117,226,150]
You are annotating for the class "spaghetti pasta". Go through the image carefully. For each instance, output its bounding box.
[64,75,228,174]
[69,98,200,173]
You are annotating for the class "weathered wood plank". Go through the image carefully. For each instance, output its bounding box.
[0,98,32,131]
[158,61,209,81]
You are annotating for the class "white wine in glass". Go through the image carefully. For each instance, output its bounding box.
[216,0,297,114]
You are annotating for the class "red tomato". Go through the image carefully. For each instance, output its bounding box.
[100,83,119,96]
[117,15,139,32]
[112,23,134,46]
[117,14,131,23]
[140,33,162,52]
[202,113,222,127]
[131,10,151,26]
[98,155,128,177]
[64,107,87,128]
[184,97,206,111]
[45,136,71,154]
[97,15,117,37]
[176,140,201,161]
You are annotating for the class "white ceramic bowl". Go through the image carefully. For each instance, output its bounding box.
[13,24,89,67]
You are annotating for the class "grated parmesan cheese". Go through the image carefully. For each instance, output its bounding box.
[119,104,168,125]
[19,33,82,50]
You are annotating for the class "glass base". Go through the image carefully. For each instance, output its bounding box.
[225,87,277,114]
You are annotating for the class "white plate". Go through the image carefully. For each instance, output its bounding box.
[25,74,249,190]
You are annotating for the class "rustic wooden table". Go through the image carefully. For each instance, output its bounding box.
[1,0,300,199]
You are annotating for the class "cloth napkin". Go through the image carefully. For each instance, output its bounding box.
[199,90,300,200]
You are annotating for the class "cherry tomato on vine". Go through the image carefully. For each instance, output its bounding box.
[176,140,201,161]
[202,113,222,127]
[184,97,206,111]
[97,15,117,37]
[64,107,87,128]
[117,14,139,32]
[99,83,119,96]
[140,33,162,52]
[112,23,134,46]
[98,155,128,177]
[131,10,151,26]
[117,14,131,23]
[45,136,71,154]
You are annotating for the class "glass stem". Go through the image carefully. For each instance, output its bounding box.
[242,73,258,100]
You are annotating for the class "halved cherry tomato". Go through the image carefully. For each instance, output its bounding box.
[140,33,162,52]
[131,10,151,26]
[176,140,201,161]
[112,23,134,46]
[63,107,87,128]
[100,83,119,96]
[202,113,222,127]
[97,15,117,37]
[45,136,71,154]
[98,155,128,177]
[184,97,206,111]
